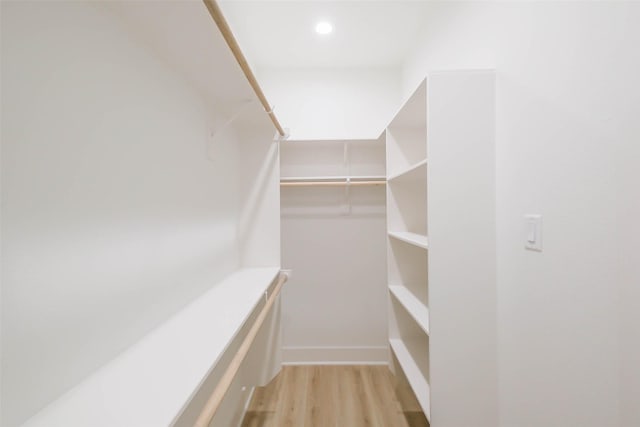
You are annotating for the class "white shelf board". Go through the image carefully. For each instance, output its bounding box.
[388,231,429,249]
[23,267,281,427]
[387,158,427,182]
[389,285,429,335]
[280,175,386,182]
[390,338,431,420]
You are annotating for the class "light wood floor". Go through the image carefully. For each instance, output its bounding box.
[240,365,429,427]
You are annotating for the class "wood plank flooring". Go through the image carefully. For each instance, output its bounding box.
[241,365,429,427]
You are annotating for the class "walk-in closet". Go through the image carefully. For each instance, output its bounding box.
[1,1,639,427]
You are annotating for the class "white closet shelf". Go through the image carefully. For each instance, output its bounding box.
[23,267,281,427]
[389,285,429,335]
[387,158,427,182]
[388,231,429,249]
[390,339,431,421]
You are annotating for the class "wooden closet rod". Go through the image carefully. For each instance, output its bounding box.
[280,180,386,187]
[194,272,288,427]
[202,0,286,137]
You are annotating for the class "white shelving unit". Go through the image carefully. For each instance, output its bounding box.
[386,71,497,426]
[386,79,430,421]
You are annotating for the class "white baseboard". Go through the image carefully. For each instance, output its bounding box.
[282,346,389,365]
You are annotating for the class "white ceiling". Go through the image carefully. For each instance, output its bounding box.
[219,0,430,69]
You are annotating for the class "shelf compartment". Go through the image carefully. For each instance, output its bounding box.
[386,128,427,178]
[386,79,427,177]
[388,231,428,249]
[389,285,429,334]
[387,238,428,308]
[387,169,427,235]
[390,338,431,420]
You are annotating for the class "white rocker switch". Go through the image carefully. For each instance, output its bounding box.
[524,214,542,251]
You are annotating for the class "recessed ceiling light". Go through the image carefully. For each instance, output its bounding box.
[315,21,333,35]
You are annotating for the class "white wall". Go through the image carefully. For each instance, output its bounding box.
[402,2,640,426]
[257,67,400,140]
[0,2,245,425]
[281,212,388,363]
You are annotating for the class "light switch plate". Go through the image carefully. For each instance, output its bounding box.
[524,214,542,251]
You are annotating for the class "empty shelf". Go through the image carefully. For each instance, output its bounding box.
[389,285,429,335]
[387,158,427,182]
[388,231,429,249]
[390,339,431,421]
